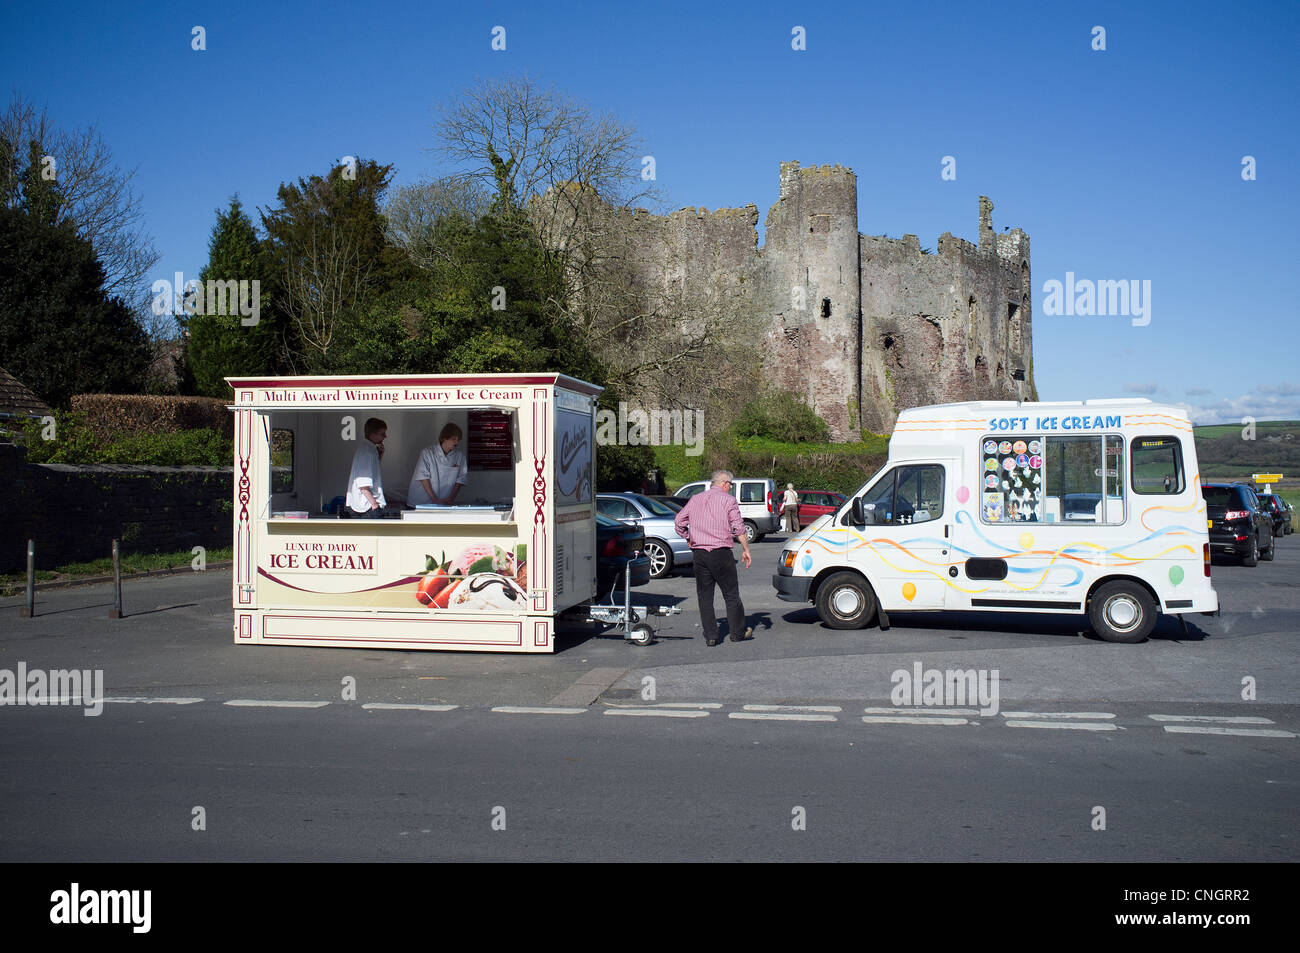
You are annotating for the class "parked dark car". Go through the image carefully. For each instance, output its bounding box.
[1255,492,1291,537]
[795,490,847,527]
[596,513,650,594]
[1202,483,1275,566]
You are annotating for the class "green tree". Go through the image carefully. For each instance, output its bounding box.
[0,200,148,406]
[183,196,281,396]
[261,159,412,370]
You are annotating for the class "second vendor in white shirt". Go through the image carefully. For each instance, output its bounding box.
[407,422,469,505]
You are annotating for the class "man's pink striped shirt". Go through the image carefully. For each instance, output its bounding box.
[674,487,744,550]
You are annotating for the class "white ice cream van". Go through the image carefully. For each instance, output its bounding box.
[773,400,1218,642]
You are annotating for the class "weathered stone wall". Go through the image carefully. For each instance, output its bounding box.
[1,442,232,573]
[568,161,1034,439]
[859,205,1032,432]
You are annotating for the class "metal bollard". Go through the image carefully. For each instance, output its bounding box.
[109,539,123,619]
[20,539,34,618]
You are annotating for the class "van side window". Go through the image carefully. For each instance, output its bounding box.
[739,482,765,504]
[896,465,944,524]
[859,465,944,525]
[678,484,704,499]
[1131,436,1185,495]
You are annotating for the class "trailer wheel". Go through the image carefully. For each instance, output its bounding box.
[815,572,877,630]
[629,623,655,646]
[1088,580,1156,643]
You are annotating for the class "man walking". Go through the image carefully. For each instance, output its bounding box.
[674,470,753,646]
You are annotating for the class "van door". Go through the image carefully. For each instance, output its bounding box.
[845,460,954,611]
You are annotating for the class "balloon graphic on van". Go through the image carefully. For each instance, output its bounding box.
[1169,565,1184,586]
[956,486,970,504]
[801,554,813,572]
[902,582,916,602]
[1019,533,1034,551]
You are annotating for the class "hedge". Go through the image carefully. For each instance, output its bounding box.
[70,394,233,440]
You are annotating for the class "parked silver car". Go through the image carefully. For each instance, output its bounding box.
[596,493,694,578]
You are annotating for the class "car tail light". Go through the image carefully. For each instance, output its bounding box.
[767,489,774,513]
[1224,510,1249,521]
[601,536,625,558]
[1203,543,1210,577]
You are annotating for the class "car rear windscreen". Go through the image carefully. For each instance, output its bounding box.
[1201,487,1239,508]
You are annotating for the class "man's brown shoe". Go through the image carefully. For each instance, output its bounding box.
[729,626,754,642]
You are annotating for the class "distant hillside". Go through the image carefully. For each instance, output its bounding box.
[1193,420,1300,478]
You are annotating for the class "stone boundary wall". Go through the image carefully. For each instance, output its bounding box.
[2,442,232,573]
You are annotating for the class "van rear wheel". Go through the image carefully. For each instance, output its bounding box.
[815,572,877,630]
[1088,581,1156,643]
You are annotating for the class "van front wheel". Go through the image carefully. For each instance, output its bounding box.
[1088,581,1156,643]
[815,572,877,630]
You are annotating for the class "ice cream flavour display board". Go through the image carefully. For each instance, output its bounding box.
[227,374,600,652]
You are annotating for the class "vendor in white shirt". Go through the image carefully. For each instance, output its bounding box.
[346,417,391,518]
[407,422,469,505]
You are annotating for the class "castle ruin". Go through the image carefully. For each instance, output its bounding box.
[596,161,1034,439]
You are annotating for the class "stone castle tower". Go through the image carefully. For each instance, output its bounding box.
[568,161,1034,439]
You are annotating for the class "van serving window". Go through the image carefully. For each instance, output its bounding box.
[1131,436,1185,495]
[980,433,1124,524]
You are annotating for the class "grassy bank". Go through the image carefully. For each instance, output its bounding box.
[654,431,891,495]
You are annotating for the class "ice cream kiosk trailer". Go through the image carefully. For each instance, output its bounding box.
[227,374,601,653]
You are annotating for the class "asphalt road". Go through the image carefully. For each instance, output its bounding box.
[1,532,1296,861]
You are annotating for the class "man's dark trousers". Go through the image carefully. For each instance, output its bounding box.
[692,546,746,641]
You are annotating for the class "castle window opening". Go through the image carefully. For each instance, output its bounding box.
[821,298,832,318]
[1013,368,1026,381]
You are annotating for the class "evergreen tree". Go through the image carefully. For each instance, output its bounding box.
[0,200,148,406]
[183,196,280,396]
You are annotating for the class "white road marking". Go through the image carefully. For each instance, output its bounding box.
[730,712,836,722]
[1005,720,1116,731]
[224,700,330,709]
[491,706,587,715]
[745,704,841,713]
[862,715,969,726]
[104,697,205,705]
[604,702,723,709]
[362,703,458,712]
[864,707,980,716]
[1148,714,1275,725]
[604,708,710,718]
[1162,725,1296,738]
[1002,711,1116,720]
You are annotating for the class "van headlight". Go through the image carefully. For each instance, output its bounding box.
[782,550,796,569]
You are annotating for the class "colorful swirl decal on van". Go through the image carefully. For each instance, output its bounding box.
[804,506,1201,595]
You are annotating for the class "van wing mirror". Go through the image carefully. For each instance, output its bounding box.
[849,497,865,525]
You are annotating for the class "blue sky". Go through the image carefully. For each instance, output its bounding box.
[3,0,1297,424]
